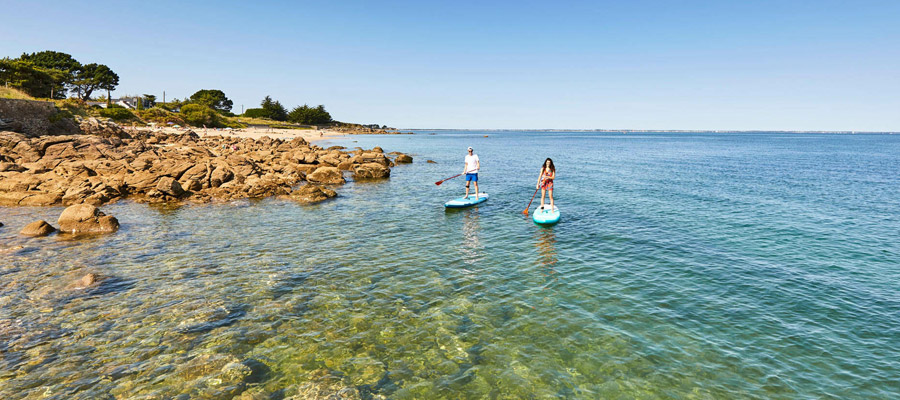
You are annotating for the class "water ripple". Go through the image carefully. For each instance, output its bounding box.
[1,132,898,398]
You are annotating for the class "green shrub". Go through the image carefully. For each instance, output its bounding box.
[188,89,232,112]
[137,107,185,125]
[98,107,136,121]
[221,118,247,129]
[48,109,74,123]
[270,124,312,130]
[180,104,221,127]
[54,98,89,117]
[243,108,268,118]
[287,104,332,125]
[107,103,125,109]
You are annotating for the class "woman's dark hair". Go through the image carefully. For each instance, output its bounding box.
[542,158,555,173]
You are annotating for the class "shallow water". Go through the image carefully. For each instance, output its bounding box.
[2,131,899,399]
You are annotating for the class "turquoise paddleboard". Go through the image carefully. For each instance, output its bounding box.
[445,193,489,208]
[532,205,560,225]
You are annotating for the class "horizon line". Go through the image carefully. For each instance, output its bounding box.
[400,128,899,134]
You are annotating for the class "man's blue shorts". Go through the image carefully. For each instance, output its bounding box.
[465,173,478,182]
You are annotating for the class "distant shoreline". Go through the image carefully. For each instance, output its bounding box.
[405,129,898,134]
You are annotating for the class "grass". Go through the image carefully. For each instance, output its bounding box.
[269,124,313,130]
[0,87,35,100]
[233,116,321,129]
[233,116,282,126]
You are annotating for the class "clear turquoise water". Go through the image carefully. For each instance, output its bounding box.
[1,131,899,399]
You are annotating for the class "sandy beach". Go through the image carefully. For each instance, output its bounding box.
[133,125,348,142]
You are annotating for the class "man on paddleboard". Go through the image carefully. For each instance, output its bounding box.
[463,146,480,199]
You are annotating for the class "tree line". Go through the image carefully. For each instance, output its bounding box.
[0,51,119,101]
[244,96,333,125]
[1,50,334,127]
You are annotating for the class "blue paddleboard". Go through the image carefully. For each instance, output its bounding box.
[532,205,560,225]
[445,193,489,208]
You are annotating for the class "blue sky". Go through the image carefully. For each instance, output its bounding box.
[2,0,898,131]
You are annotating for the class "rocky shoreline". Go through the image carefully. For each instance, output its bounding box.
[0,129,412,209]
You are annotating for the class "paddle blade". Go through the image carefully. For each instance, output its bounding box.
[435,180,443,186]
[522,209,529,215]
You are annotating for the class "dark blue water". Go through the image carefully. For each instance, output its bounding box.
[1,131,898,398]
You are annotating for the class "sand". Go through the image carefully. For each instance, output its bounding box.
[131,125,347,142]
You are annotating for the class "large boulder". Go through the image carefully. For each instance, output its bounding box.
[156,176,185,197]
[19,192,63,206]
[180,164,209,183]
[57,204,119,234]
[244,178,292,198]
[288,184,337,204]
[210,166,234,188]
[352,163,390,180]
[124,170,159,192]
[307,167,345,184]
[337,161,354,171]
[294,164,319,175]
[318,156,341,167]
[76,117,130,138]
[183,178,202,192]
[20,220,56,237]
[354,152,390,167]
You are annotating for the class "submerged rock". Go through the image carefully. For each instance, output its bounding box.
[282,369,363,400]
[342,356,386,386]
[395,154,413,163]
[161,353,265,398]
[353,163,390,180]
[175,302,246,334]
[287,184,337,204]
[0,245,24,254]
[307,167,345,184]
[20,220,56,236]
[57,203,119,234]
[67,273,98,290]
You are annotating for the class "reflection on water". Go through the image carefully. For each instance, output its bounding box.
[459,209,483,266]
[535,228,558,290]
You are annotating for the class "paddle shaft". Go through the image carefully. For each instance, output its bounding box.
[523,187,539,214]
[435,173,463,186]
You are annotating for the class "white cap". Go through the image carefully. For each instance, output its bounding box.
[467,146,473,151]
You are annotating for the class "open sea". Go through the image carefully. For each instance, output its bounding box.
[1,131,899,399]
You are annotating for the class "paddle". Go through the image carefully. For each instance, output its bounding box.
[523,187,540,214]
[435,173,463,186]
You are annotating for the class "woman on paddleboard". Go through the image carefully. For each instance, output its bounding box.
[536,158,555,210]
